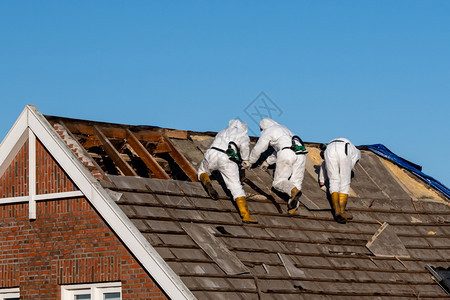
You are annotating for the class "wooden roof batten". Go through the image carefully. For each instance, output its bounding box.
[52,117,198,182]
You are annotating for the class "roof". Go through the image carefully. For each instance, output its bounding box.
[2,105,449,299]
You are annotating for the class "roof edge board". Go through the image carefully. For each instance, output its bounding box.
[0,108,29,178]
[20,105,195,300]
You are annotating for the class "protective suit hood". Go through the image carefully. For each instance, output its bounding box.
[259,118,278,131]
[228,119,248,134]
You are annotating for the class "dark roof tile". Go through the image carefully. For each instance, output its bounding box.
[157,233,196,247]
[49,116,449,298]
[178,181,209,197]
[153,246,176,259]
[120,191,159,205]
[170,247,210,260]
[145,220,183,233]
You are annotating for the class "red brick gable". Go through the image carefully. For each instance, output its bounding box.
[0,139,77,198]
[0,139,167,299]
[0,140,28,198]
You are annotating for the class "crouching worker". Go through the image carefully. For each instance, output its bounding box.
[197,119,257,224]
[319,138,361,224]
[246,118,307,214]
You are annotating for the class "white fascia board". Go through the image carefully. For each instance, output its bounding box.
[25,105,195,300]
[0,109,29,178]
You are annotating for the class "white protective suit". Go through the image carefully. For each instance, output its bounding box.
[197,119,250,199]
[319,138,361,194]
[248,118,306,195]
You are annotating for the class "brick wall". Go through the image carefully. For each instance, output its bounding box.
[0,139,168,299]
[0,140,76,197]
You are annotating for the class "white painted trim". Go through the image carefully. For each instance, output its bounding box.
[0,287,20,300]
[61,282,121,300]
[0,196,29,204]
[0,105,195,300]
[34,190,84,201]
[0,287,20,294]
[0,113,28,179]
[28,128,36,220]
[0,191,84,205]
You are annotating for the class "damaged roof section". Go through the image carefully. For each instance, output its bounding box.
[47,116,198,182]
[44,114,450,299]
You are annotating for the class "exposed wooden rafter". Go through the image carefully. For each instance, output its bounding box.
[125,129,170,180]
[46,117,198,182]
[161,132,198,182]
[93,125,138,177]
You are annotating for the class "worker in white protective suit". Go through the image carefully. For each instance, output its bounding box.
[246,118,308,213]
[319,138,361,224]
[197,119,257,224]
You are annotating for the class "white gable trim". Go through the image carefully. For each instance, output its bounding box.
[0,105,195,300]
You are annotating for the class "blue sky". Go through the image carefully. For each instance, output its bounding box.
[1,1,449,187]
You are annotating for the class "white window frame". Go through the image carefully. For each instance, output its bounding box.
[61,282,121,300]
[0,287,20,300]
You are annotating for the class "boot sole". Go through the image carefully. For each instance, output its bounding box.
[335,214,347,224]
[242,220,258,224]
[205,182,219,200]
[288,190,302,210]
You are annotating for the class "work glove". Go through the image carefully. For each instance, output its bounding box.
[319,184,327,193]
[241,160,252,170]
[260,161,270,171]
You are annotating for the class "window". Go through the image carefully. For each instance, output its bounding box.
[61,282,121,300]
[0,288,20,300]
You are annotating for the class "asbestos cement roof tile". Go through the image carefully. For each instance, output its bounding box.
[234,251,280,265]
[350,163,389,199]
[47,115,450,299]
[194,277,233,290]
[130,219,152,232]
[180,262,224,275]
[358,152,412,200]
[244,226,273,239]
[170,208,205,221]
[145,220,183,232]
[226,278,257,291]
[142,233,164,246]
[198,210,243,224]
[145,178,183,194]
[189,196,223,210]
[133,205,171,219]
[157,233,197,247]
[170,247,210,260]
[154,194,192,207]
[198,291,250,300]
[170,138,205,167]
[178,181,209,197]
[106,175,149,191]
[153,246,176,260]
[426,236,450,247]
[120,191,159,205]
[117,205,137,218]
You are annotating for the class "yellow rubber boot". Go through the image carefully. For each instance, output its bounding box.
[331,192,340,215]
[235,197,258,224]
[331,192,345,223]
[288,187,302,212]
[199,173,219,200]
[339,193,353,220]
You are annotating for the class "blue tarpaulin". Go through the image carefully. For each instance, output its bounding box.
[359,144,450,200]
